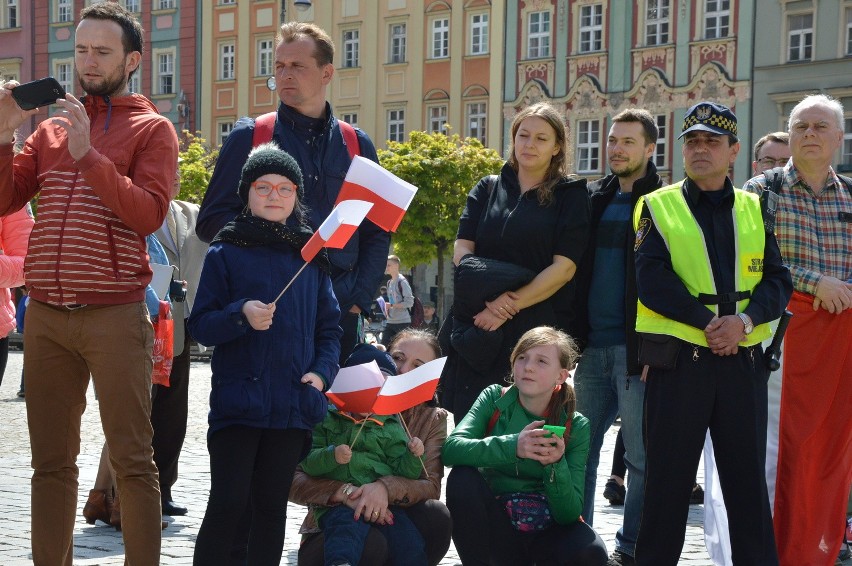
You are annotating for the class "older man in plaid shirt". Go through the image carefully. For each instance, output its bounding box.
[743,93,852,566]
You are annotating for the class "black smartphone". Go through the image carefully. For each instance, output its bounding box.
[11,77,66,111]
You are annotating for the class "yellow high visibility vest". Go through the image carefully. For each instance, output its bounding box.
[633,183,771,347]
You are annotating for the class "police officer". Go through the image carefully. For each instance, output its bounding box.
[632,102,792,566]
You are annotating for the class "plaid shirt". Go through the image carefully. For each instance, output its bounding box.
[743,163,852,295]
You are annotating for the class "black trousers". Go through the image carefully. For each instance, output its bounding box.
[445,466,608,566]
[297,498,452,566]
[150,322,191,500]
[193,425,307,566]
[339,311,362,365]
[635,343,778,566]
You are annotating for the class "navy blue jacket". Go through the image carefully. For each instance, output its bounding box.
[188,242,342,437]
[197,103,390,314]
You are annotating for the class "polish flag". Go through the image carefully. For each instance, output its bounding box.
[301,200,373,263]
[371,357,447,415]
[325,361,386,414]
[335,156,418,232]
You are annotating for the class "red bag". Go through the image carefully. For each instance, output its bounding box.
[151,300,174,387]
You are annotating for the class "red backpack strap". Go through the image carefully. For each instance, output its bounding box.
[252,112,277,147]
[485,386,509,436]
[338,120,360,160]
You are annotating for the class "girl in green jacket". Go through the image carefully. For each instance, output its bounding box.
[442,326,608,565]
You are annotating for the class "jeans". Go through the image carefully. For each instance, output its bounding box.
[321,504,427,566]
[574,344,645,556]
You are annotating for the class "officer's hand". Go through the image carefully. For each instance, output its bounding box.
[704,315,742,356]
[813,276,852,314]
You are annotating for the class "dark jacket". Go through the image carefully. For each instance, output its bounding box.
[196,102,390,314]
[188,241,342,438]
[574,160,663,375]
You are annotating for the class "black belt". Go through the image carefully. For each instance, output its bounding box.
[697,291,751,305]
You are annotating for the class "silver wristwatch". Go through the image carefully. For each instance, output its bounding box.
[737,313,754,335]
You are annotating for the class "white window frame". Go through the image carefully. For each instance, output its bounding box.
[579,4,603,53]
[54,59,73,96]
[257,38,273,76]
[470,13,489,55]
[846,8,852,56]
[654,114,668,169]
[428,105,447,133]
[128,62,141,94]
[646,0,670,46]
[123,0,140,12]
[219,42,235,81]
[466,102,487,144]
[341,112,358,127]
[843,117,852,167]
[704,0,730,39]
[787,13,813,62]
[217,120,234,147]
[389,23,406,63]
[576,119,601,174]
[219,0,236,4]
[57,0,73,23]
[387,109,405,143]
[431,17,449,59]
[527,11,551,59]
[342,29,359,68]
[154,49,175,95]
[2,0,19,28]
[157,0,176,10]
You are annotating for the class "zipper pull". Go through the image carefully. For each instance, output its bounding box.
[692,346,699,362]
[626,375,630,390]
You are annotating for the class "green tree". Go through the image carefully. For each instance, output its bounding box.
[378,130,503,314]
[177,131,219,204]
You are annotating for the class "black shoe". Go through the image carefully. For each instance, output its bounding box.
[162,499,188,516]
[689,483,704,505]
[16,389,24,398]
[606,550,636,566]
[603,478,626,506]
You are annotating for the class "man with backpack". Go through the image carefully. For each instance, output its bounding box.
[197,22,389,365]
[742,94,852,565]
[382,255,417,347]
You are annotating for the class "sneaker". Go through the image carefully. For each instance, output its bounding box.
[689,483,704,505]
[607,550,636,566]
[603,478,626,506]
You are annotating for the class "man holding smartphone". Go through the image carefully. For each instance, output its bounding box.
[0,3,178,565]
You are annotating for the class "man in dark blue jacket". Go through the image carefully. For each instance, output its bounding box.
[573,108,662,566]
[197,22,389,364]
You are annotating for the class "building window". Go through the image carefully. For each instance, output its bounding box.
[156,51,174,94]
[342,29,359,68]
[579,4,603,52]
[646,0,669,46]
[466,102,487,144]
[787,13,813,62]
[2,0,18,28]
[654,114,668,168]
[843,117,852,167]
[157,0,176,10]
[54,61,73,96]
[123,0,140,12]
[847,8,852,55]
[428,105,447,133]
[704,0,729,39]
[431,18,449,59]
[219,43,235,80]
[470,13,489,55]
[128,63,141,94]
[341,113,358,127]
[257,39,273,76]
[389,23,406,63]
[57,0,73,23]
[576,120,600,174]
[219,0,236,4]
[527,11,551,58]
[218,120,234,146]
[388,109,405,143]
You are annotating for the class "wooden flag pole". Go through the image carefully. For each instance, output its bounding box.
[348,415,370,450]
[398,412,429,478]
[273,262,309,304]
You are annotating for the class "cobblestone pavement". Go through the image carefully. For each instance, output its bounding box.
[0,350,722,565]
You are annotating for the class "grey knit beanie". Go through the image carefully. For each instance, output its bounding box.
[237,143,304,204]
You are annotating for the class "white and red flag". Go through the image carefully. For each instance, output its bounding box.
[325,360,386,414]
[335,156,417,232]
[371,357,447,415]
[301,199,373,263]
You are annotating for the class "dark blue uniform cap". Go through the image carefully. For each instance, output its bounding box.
[678,101,738,141]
